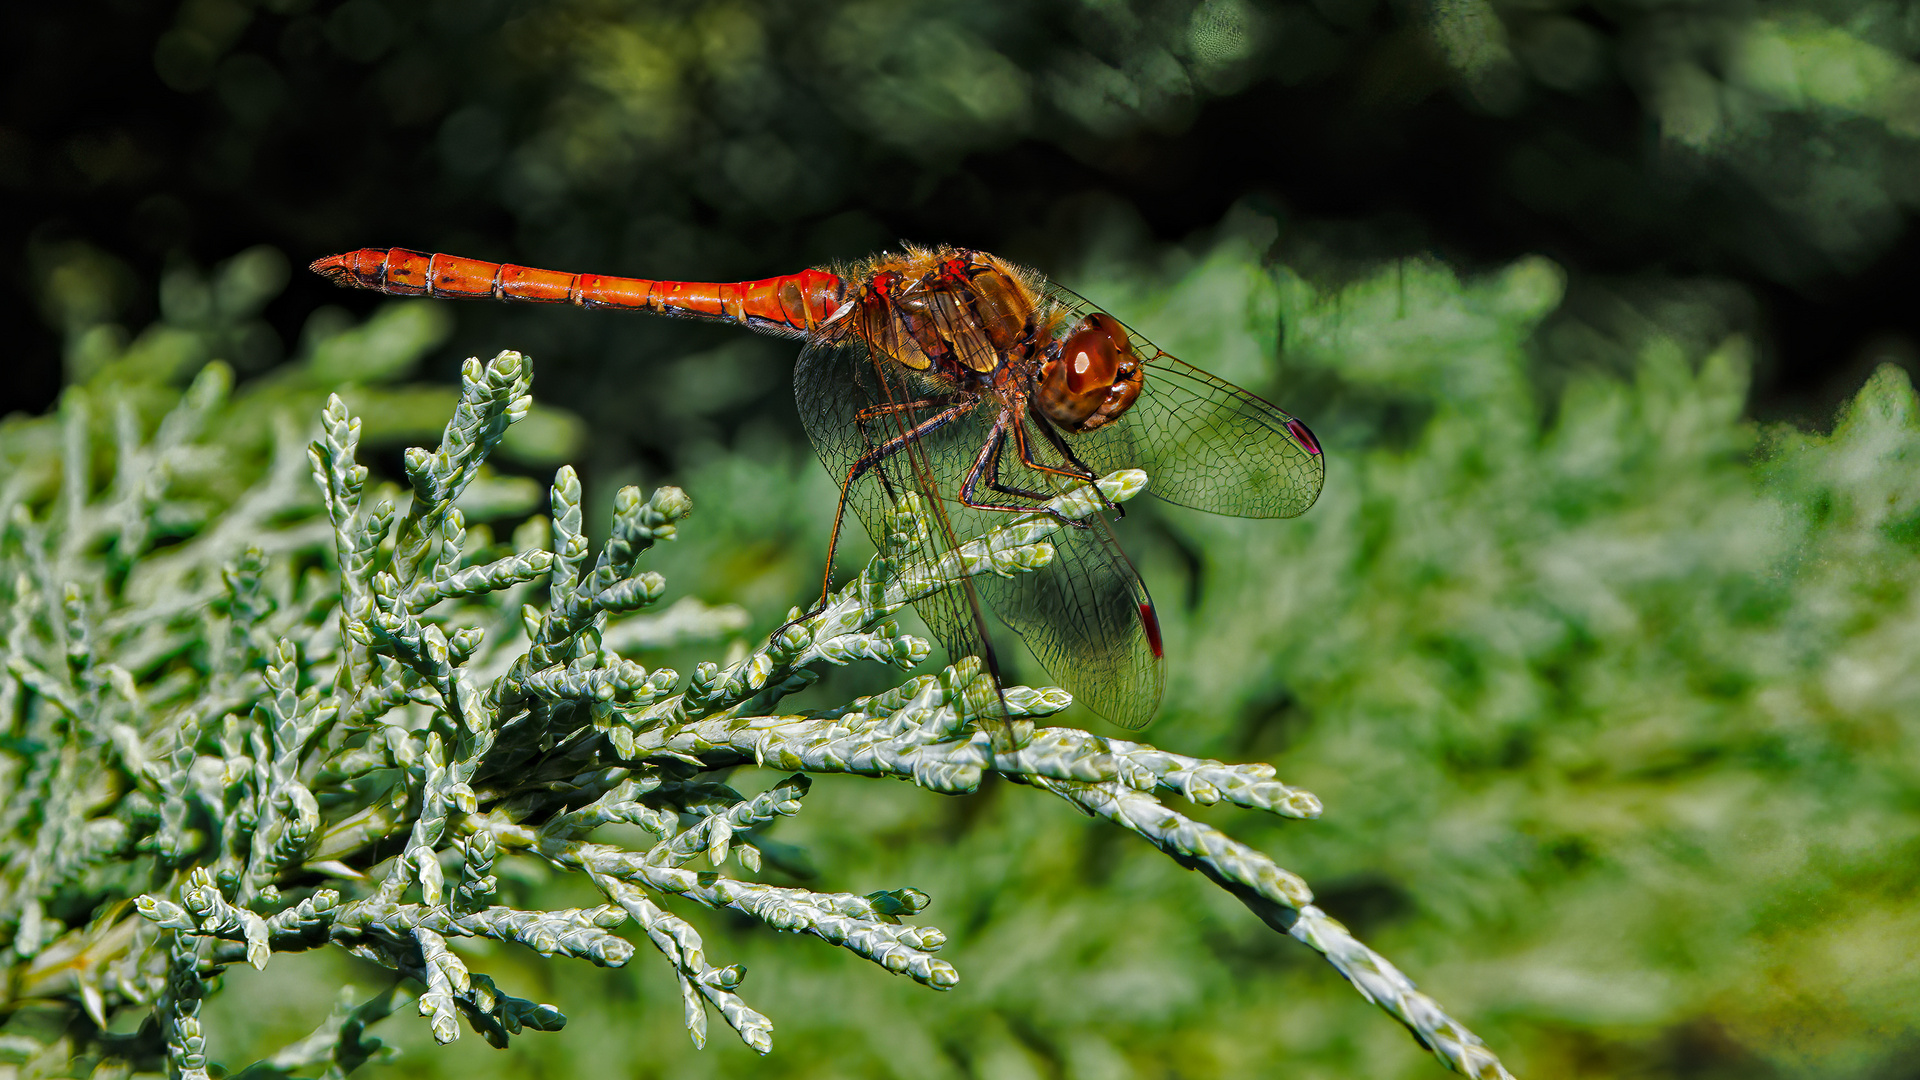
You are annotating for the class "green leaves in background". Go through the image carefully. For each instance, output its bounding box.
[7,215,1920,1077]
[1087,226,1920,1075]
[7,242,581,523]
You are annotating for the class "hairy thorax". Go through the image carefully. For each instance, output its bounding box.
[836,246,1144,433]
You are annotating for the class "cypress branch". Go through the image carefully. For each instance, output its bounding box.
[2,347,1517,1079]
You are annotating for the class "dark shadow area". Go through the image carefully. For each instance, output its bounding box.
[7,0,1915,432]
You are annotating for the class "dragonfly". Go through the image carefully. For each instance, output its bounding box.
[310,244,1324,730]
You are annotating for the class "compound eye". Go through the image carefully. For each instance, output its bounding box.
[1036,312,1146,432]
[1056,313,1130,395]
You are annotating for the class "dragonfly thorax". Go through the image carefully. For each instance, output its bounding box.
[837,248,1145,434]
[843,248,1046,383]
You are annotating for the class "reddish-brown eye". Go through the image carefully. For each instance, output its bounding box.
[1035,313,1145,432]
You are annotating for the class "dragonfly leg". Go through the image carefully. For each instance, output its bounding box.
[853,395,961,423]
[852,394,958,503]
[808,399,977,616]
[977,424,1057,503]
[1015,408,1122,518]
[958,413,1087,528]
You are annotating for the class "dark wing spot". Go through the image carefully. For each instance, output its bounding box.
[1140,601,1164,659]
[1284,417,1322,456]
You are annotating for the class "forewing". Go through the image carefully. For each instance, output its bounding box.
[792,334,934,551]
[793,336,1009,723]
[1045,286,1325,519]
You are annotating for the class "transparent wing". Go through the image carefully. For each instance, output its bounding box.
[793,335,1165,729]
[1044,285,1326,519]
[792,334,992,696]
[972,490,1164,729]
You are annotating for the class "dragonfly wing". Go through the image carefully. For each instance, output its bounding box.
[793,336,1013,725]
[972,495,1165,729]
[794,336,1167,730]
[1044,287,1326,519]
[793,334,931,546]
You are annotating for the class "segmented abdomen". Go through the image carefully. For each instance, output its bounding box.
[309,247,846,337]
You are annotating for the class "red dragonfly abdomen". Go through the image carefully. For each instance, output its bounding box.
[310,247,846,337]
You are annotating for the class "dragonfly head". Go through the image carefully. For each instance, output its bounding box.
[1035,312,1145,433]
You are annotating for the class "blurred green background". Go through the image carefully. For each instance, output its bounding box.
[6,1,1920,1077]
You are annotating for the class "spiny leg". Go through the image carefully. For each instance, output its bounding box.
[979,423,1059,504]
[853,393,957,504]
[1027,410,1102,479]
[856,395,960,422]
[1020,408,1122,517]
[958,412,1086,528]
[808,399,976,619]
